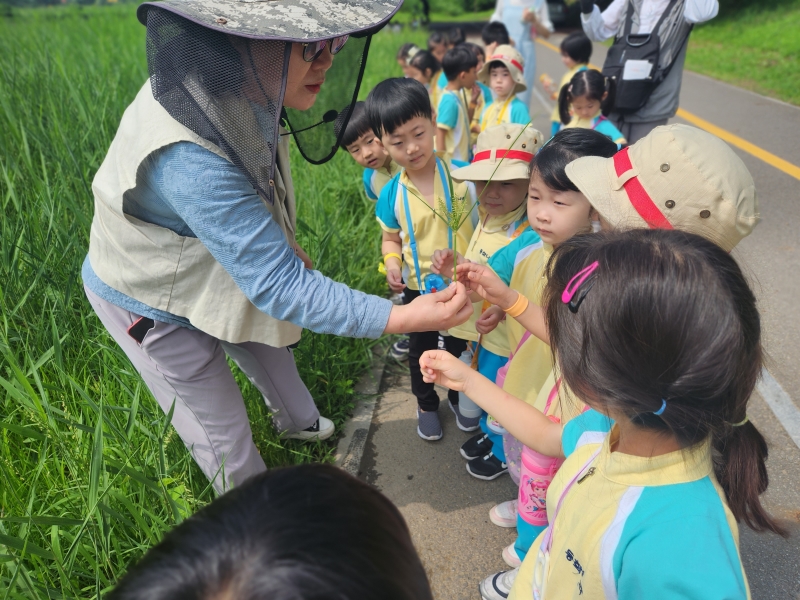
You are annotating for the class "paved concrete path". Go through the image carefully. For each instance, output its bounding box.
[361,34,800,600]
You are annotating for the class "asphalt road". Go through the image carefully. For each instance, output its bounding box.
[361,34,800,600]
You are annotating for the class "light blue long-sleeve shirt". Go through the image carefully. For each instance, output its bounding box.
[83,141,392,340]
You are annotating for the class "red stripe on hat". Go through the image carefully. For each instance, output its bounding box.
[473,149,534,163]
[489,55,524,73]
[613,147,673,230]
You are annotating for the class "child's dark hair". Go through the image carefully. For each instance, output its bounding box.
[481,21,510,47]
[408,50,440,79]
[396,42,419,63]
[558,69,615,124]
[366,78,432,137]
[442,45,478,81]
[448,26,465,46]
[428,30,448,49]
[464,41,485,63]
[108,464,434,600]
[560,31,593,65]
[336,101,372,148]
[529,128,617,192]
[543,229,787,537]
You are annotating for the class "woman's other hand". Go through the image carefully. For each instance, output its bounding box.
[384,281,473,334]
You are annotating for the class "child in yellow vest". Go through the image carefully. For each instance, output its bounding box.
[540,31,592,136]
[476,45,530,133]
[368,77,477,442]
[436,45,479,168]
[420,124,763,599]
[559,69,626,149]
[431,123,544,479]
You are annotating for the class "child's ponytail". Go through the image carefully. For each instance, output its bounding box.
[601,75,615,117]
[713,419,788,536]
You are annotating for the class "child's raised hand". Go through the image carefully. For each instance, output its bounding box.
[456,262,517,309]
[430,248,454,277]
[476,305,505,335]
[386,268,406,293]
[419,349,473,392]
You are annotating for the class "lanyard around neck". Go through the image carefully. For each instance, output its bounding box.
[401,157,453,294]
[482,95,514,132]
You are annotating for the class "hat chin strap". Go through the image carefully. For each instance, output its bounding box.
[613,147,673,230]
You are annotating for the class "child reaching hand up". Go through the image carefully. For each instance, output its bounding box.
[424,229,784,599]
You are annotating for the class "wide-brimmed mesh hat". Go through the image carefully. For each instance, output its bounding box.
[137,0,401,203]
[451,123,543,182]
[565,124,759,251]
[478,45,527,94]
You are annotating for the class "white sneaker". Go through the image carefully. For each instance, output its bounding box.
[285,416,335,441]
[479,568,519,600]
[502,542,522,568]
[489,500,517,528]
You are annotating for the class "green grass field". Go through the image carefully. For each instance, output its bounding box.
[681,1,799,105]
[0,5,419,597]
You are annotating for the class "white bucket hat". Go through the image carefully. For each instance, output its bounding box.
[451,123,543,182]
[478,45,527,94]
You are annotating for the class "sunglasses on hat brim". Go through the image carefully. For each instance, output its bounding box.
[302,35,349,62]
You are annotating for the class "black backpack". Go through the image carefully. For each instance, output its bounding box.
[602,0,692,113]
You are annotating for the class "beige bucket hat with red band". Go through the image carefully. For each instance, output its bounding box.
[478,45,527,94]
[564,124,759,252]
[451,123,543,182]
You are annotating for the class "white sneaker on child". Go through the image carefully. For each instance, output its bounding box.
[479,568,519,600]
[489,500,517,528]
[502,542,522,568]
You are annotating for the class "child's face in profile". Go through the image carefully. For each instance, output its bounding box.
[429,41,447,63]
[527,172,595,245]
[475,179,528,217]
[571,94,605,120]
[406,65,431,86]
[460,66,478,90]
[346,131,389,170]
[489,66,515,99]
[380,116,436,172]
[561,52,577,70]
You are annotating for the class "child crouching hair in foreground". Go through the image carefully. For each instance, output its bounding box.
[422,228,786,599]
[108,464,433,600]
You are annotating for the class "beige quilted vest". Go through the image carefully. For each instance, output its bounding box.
[88,80,301,346]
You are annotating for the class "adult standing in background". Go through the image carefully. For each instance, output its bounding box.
[491,0,554,108]
[580,0,718,143]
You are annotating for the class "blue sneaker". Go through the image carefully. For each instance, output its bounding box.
[390,337,410,361]
[417,409,443,441]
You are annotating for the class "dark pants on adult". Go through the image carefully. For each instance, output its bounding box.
[403,288,468,412]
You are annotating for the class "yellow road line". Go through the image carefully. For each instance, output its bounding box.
[535,38,800,181]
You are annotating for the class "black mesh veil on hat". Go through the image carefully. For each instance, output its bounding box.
[141,1,397,203]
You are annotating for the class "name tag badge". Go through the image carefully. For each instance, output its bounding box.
[622,60,653,80]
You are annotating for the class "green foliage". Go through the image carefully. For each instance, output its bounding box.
[0,5,403,597]
[687,0,800,105]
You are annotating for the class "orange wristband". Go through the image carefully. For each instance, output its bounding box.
[503,292,529,318]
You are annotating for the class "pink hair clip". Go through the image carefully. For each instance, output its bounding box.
[561,261,599,313]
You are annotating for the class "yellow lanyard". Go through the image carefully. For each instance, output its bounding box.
[481,96,513,132]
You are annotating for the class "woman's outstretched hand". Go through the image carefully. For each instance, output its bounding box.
[419,349,473,392]
[383,282,474,334]
[455,262,517,309]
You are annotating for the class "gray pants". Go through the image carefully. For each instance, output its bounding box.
[85,286,319,494]
[611,117,669,145]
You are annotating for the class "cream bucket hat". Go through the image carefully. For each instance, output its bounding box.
[478,45,527,94]
[565,124,759,252]
[451,123,543,182]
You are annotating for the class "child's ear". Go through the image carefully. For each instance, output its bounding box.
[601,91,609,101]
